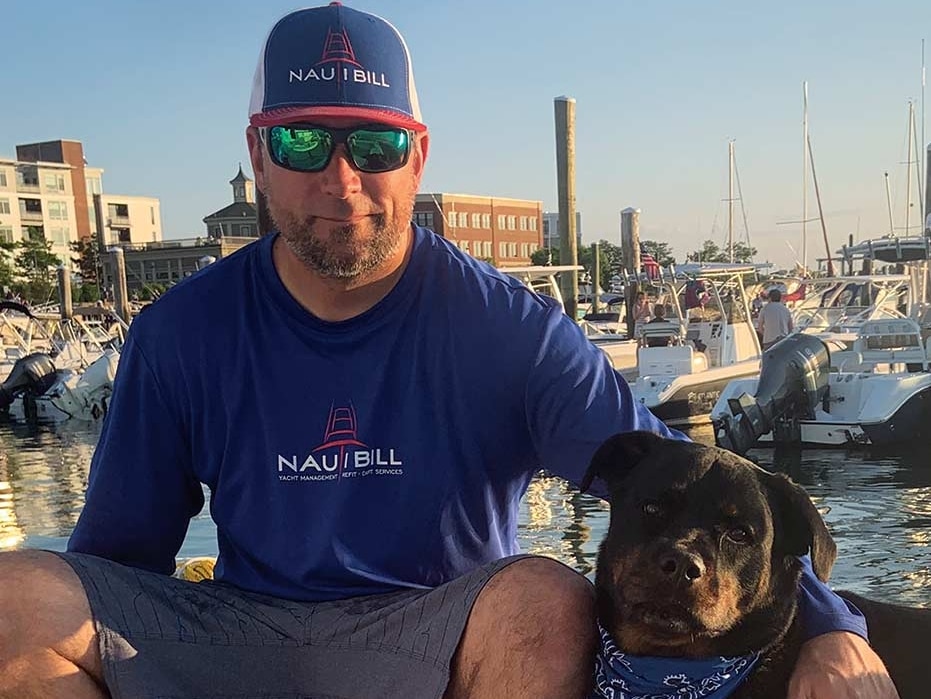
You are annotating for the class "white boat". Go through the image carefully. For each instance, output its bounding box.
[713,318,931,450]
[712,234,931,451]
[626,263,763,428]
[501,265,639,372]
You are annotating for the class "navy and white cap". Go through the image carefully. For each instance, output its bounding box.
[249,2,425,131]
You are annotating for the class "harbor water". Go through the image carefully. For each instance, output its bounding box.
[0,419,928,607]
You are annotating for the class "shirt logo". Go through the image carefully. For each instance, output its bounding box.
[277,403,404,483]
[287,26,391,88]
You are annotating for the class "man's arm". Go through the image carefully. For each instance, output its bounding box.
[68,330,204,574]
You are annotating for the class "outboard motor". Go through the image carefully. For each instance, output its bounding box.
[716,334,830,454]
[0,353,58,410]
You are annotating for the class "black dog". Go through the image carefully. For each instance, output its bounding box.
[580,431,928,699]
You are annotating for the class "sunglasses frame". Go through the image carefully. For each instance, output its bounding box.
[260,123,413,174]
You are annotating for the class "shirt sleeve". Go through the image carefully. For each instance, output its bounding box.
[67,330,204,574]
[525,307,685,497]
[797,556,869,642]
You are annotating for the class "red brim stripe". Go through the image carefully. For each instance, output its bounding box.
[251,106,427,132]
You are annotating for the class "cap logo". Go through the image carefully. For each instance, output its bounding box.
[287,24,391,89]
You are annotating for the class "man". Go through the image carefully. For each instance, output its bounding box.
[759,287,795,350]
[0,4,896,698]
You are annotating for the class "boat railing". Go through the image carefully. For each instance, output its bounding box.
[851,319,929,371]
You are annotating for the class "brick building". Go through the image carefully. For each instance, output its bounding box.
[413,193,542,267]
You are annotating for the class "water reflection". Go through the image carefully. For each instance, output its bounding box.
[0,419,927,606]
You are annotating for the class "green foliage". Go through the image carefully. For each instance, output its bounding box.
[640,240,676,267]
[530,247,559,266]
[686,239,757,264]
[70,239,100,286]
[13,236,61,304]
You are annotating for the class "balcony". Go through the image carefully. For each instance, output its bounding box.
[107,216,131,227]
[19,209,43,223]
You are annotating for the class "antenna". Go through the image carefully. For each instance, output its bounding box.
[802,81,809,272]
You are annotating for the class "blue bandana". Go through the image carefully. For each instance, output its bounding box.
[591,624,761,699]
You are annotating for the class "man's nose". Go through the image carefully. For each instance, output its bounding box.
[320,147,362,198]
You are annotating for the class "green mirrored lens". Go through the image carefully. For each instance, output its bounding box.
[347,130,409,172]
[269,127,333,171]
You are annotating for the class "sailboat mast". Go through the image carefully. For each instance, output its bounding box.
[728,139,735,263]
[885,171,896,236]
[912,102,922,232]
[922,39,927,230]
[906,101,914,235]
[808,134,834,275]
[802,81,809,272]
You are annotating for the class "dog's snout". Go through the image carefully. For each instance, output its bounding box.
[659,549,706,583]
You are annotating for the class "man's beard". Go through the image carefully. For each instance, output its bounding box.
[265,185,416,280]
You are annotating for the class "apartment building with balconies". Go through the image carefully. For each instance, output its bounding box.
[0,140,164,262]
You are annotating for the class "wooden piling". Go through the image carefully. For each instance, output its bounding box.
[554,96,579,320]
[57,266,73,320]
[110,247,132,325]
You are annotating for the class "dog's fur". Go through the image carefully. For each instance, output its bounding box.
[580,431,929,699]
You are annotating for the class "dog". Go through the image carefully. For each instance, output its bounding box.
[580,431,929,699]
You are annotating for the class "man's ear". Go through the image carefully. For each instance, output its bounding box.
[761,472,837,582]
[579,431,670,494]
[246,127,267,193]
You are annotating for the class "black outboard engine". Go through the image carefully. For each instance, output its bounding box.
[0,353,58,410]
[716,334,830,454]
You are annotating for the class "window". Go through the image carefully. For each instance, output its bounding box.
[48,201,69,220]
[471,213,481,228]
[0,171,7,188]
[16,169,39,188]
[497,214,506,229]
[0,199,9,215]
[240,224,252,235]
[507,215,516,230]
[107,203,129,219]
[520,243,530,258]
[44,174,66,192]
[20,199,42,216]
[0,227,12,244]
[50,227,70,245]
[482,241,492,257]
[482,213,491,229]
[236,185,245,199]
[529,217,537,231]
[509,242,517,257]
[86,176,102,195]
[460,240,470,253]
[214,226,223,236]
[151,207,156,225]
[413,212,434,228]
[499,242,507,258]
[519,216,527,231]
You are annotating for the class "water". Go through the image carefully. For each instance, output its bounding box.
[1,420,928,607]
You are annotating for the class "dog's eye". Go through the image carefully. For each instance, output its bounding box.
[642,501,664,517]
[726,527,752,544]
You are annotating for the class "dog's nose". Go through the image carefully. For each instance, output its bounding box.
[659,550,706,583]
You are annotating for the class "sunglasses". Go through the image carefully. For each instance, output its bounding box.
[262,124,412,174]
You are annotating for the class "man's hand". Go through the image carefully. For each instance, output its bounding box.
[788,631,899,698]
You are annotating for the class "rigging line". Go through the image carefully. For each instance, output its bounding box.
[732,150,752,247]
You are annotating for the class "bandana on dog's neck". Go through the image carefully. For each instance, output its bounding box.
[591,624,761,699]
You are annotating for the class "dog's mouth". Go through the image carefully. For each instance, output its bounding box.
[630,601,703,636]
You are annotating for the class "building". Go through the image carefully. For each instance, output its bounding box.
[413,193,542,267]
[542,211,583,251]
[0,139,163,261]
[203,166,259,238]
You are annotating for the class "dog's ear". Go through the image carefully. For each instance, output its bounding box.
[579,431,670,493]
[762,472,837,582]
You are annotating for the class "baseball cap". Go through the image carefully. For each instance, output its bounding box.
[249,2,425,131]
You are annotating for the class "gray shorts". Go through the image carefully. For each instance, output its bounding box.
[56,551,530,699]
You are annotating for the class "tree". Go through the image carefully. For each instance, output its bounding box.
[640,240,676,267]
[14,235,62,304]
[70,238,100,287]
[530,247,559,266]
[686,239,757,264]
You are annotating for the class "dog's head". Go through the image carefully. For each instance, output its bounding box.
[581,431,836,658]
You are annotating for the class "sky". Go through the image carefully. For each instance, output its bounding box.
[3,0,931,269]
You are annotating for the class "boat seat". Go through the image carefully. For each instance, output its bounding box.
[853,319,929,371]
[829,349,865,372]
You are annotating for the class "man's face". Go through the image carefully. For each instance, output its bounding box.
[247,117,428,280]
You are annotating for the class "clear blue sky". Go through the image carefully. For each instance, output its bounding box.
[3,0,930,269]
